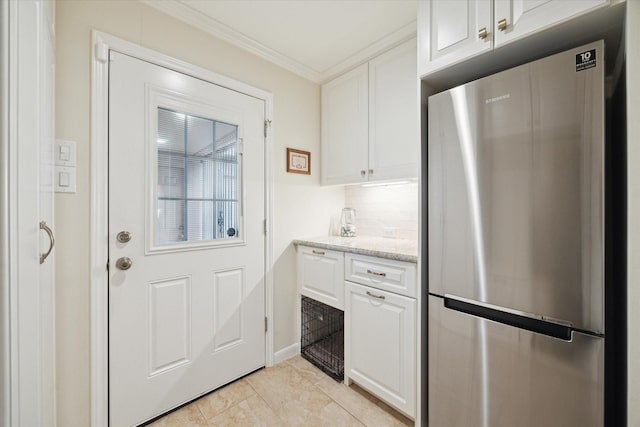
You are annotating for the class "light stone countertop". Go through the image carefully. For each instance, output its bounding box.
[293,236,418,263]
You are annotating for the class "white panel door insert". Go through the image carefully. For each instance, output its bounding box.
[108,51,266,426]
[345,282,416,418]
[419,0,493,77]
[321,63,369,185]
[368,38,419,182]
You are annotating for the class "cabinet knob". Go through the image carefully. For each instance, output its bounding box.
[478,27,488,40]
[368,169,374,175]
[497,18,508,32]
[360,170,366,177]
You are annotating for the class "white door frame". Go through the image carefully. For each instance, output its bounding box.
[90,30,275,427]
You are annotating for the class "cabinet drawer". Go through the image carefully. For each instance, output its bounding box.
[297,246,345,310]
[345,254,416,298]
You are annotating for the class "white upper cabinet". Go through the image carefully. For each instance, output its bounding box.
[322,39,418,185]
[419,0,609,78]
[494,0,608,46]
[419,0,493,76]
[321,63,369,185]
[369,38,419,182]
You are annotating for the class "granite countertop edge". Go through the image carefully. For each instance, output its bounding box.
[293,237,418,264]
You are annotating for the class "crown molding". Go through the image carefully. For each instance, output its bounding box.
[141,0,416,84]
[318,20,416,84]
[141,0,323,82]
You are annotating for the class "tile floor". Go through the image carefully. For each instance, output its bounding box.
[148,355,414,427]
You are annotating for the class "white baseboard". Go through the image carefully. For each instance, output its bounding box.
[273,342,300,365]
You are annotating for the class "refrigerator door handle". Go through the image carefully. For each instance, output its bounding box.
[443,296,573,341]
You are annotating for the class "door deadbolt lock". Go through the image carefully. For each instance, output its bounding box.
[116,257,132,271]
[116,231,132,243]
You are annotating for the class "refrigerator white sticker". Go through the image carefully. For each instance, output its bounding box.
[576,49,597,72]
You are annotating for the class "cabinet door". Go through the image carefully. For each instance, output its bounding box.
[298,246,345,310]
[418,0,493,77]
[368,39,419,182]
[494,0,608,47]
[345,282,416,418]
[321,63,369,185]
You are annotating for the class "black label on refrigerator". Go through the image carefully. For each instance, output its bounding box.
[576,49,597,72]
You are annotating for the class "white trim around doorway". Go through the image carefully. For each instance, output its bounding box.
[90,30,275,427]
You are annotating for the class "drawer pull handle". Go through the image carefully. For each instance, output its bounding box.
[366,291,385,300]
[366,269,386,277]
[312,250,325,256]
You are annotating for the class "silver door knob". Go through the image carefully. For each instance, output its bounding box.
[116,257,132,270]
[116,231,132,243]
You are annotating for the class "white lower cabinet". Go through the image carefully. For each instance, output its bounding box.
[296,244,418,419]
[297,245,345,310]
[345,281,416,418]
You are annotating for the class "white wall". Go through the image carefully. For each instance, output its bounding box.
[628,2,640,425]
[55,1,343,425]
[344,182,419,240]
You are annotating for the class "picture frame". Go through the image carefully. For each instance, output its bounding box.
[286,148,311,175]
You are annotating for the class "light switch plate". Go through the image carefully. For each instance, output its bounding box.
[55,139,77,167]
[55,165,76,193]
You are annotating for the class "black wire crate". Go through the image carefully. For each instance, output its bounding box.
[300,296,344,381]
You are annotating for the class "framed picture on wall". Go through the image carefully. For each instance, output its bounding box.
[286,148,311,175]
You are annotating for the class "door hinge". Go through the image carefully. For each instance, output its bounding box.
[106,258,110,271]
[263,219,267,235]
[265,317,268,332]
[264,120,272,137]
[95,42,109,63]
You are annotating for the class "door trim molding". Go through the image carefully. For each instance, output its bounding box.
[90,30,275,427]
[0,1,10,424]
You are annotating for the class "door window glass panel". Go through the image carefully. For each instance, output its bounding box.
[156,107,240,245]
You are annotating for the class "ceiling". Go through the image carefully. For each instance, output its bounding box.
[142,0,418,83]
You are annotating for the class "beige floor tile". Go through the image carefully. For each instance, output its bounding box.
[285,355,329,385]
[151,358,411,427]
[272,398,360,427]
[315,376,413,427]
[195,378,256,421]
[146,403,207,427]
[247,363,333,423]
[206,394,282,427]
[297,401,366,427]
[376,400,414,426]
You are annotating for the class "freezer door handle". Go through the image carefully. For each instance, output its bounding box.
[443,296,573,341]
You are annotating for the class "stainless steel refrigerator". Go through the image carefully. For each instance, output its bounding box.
[427,41,605,426]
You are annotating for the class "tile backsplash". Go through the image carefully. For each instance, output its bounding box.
[343,182,419,241]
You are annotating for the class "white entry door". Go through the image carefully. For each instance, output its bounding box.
[108,51,266,426]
